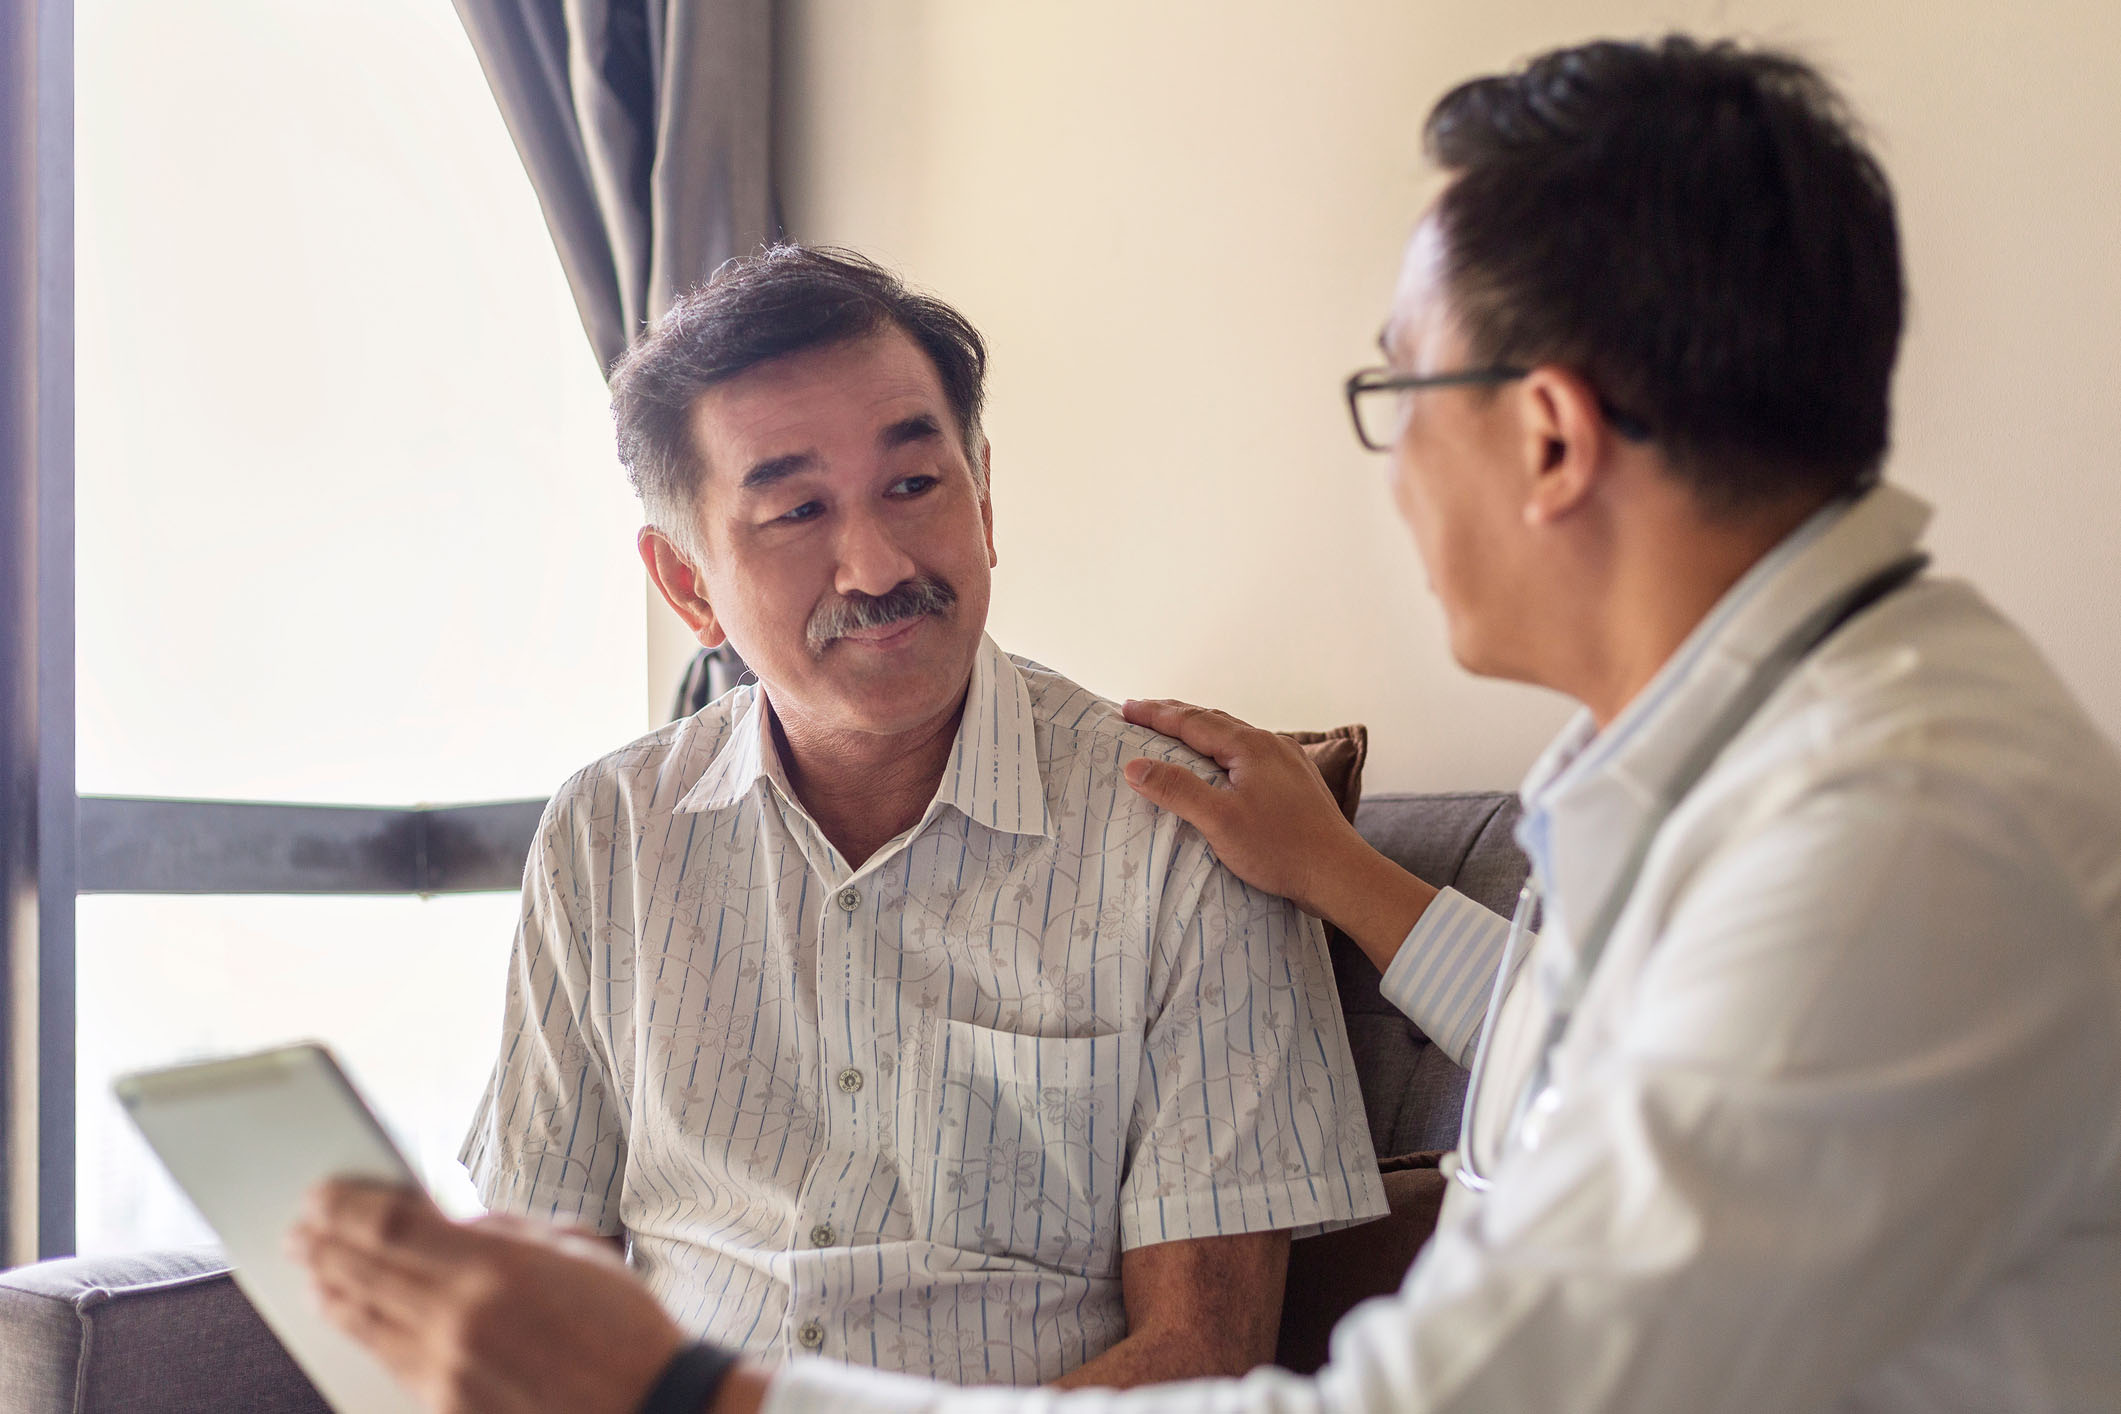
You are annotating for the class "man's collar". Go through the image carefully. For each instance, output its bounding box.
[676,681,776,813]
[931,634,1054,839]
[1516,482,1934,938]
[674,633,1052,842]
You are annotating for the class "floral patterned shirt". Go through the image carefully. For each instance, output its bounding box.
[461,634,1385,1384]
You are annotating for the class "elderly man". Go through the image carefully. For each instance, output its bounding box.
[300,34,2121,1414]
[451,246,1384,1390]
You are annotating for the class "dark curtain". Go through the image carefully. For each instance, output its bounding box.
[453,0,771,704]
[452,0,776,370]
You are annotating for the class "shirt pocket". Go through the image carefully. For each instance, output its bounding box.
[922,1020,1136,1274]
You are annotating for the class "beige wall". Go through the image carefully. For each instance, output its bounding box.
[753,0,2121,792]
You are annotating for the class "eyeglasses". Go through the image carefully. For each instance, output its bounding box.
[1343,365,1654,452]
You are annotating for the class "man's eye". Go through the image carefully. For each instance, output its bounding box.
[776,501,824,523]
[890,475,939,497]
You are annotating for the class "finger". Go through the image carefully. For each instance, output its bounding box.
[1123,756,1229,831]
[302,1224,451,1331]
[306,1179,464,1275]
[311,1266,430,1384]
[1121,699,1258,764]
[1123,698,1218,737]
[1121,696,1190,724]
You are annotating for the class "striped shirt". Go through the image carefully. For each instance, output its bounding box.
[1382,888,1517,1068]
[461,634,1385,1384]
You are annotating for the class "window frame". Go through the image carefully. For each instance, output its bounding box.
[4,0,77,1268]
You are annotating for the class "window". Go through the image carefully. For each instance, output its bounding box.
[5,0,650,1257]
[75,0,643,806]
[75,895,516,1250]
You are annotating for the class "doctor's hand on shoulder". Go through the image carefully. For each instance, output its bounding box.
[1122,698,1441,974]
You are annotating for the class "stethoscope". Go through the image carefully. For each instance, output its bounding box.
[1445,550,1930,1195]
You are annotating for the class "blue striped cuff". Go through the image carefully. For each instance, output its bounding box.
[1379,887,1517,1067]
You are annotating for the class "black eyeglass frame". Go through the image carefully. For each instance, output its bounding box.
[1343,365,1653,451]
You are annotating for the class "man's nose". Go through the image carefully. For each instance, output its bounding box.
[832,506,919,599]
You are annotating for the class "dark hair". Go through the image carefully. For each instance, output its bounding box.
[1424,35,1903,508]
[609,244,990,548]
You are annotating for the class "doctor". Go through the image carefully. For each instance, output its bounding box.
[296,33,2121,1414]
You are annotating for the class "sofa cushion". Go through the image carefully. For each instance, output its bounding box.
[1334,791,1525,1157]
[0,1247,327,1414]
[1339,1016,1484,1155]
[1281,724,1369,823]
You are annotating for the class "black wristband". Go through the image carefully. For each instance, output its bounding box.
[638,1341,740,1414]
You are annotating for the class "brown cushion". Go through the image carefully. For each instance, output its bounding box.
[1274,1150,1447,1374]
[1279,725,1369,824]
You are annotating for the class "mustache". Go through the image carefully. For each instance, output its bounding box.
[805,575,958,653]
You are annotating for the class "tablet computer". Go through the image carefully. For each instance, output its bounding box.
[114,1041,427,1414]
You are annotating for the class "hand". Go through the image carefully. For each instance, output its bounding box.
[1121,698,1438,973]
[291,1181,686,1414]
[1119,699,1369,917]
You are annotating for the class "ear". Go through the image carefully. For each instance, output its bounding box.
[637,526,728,648]
[978,439,998,569]
[1515,366,1618,527]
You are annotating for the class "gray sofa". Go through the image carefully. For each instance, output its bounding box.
[0,789,1526,1412]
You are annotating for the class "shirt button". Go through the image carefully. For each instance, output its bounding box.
[809,1222,836,1247]
[835,885,861,912]
[836,1067,864,1094]
[796,1320,825,1351]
